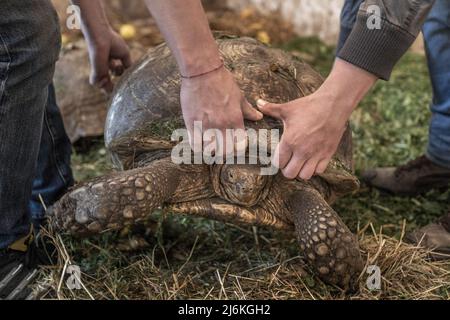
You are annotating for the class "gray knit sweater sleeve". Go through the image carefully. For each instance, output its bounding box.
[337,0,435,80]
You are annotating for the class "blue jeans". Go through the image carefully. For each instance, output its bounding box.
[30,84,74,228]
[338,0,450,169]
[0,0,73,249]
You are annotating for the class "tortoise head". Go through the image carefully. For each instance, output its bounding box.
[210,164,273,207]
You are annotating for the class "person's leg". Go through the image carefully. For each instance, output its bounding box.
[0,0,62,299]
[406,1,450,259]
[361,0,450,195]
[424,0,450,169]
[337,0,365,55]
[406,211,450,261]
[30,83,74,230]
[0,0,61,249]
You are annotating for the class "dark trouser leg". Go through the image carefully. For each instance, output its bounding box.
[30,83,74,229]
[423,0,450,169]
[0,0,61,249]
[336,0,365,54]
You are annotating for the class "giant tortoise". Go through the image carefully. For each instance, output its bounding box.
[50,36,364,290]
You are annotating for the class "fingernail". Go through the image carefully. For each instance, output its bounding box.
[257,99,268,108]
[256,111,264,120]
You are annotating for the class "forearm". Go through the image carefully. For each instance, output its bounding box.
[318,59,377,120]
[70,0,131,91]
[71,0,112,45]
[144,0,221,76]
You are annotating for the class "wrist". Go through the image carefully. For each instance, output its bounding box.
[180,59,224,79]
[83,24,114,47]
[178,47,223,77]
[75,0,113,47]
[312,89,354,126]
[316,82,357,119]
[317,58,377,115]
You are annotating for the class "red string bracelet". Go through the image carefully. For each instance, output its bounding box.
[180,60,224,79]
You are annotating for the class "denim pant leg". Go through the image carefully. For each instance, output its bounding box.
[0,0,61,249]
[423,0,450,169]
[337,0,365,54]
[30,83,74,229]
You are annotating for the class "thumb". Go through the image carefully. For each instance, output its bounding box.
[256,99,283,119]
[120,50,132,69]
[241,98,263,121]
[96,76,114,94]
[89,50,113,92]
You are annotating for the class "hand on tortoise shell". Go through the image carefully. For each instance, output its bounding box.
[257,91,349,180]
[181,65,263,156]
[87,29,132,93]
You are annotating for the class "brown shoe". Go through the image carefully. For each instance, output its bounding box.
[405,212,450,261]
[361,155,450,196]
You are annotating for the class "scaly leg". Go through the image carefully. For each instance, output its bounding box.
[168,199,291,230]
[49,159,183,236]
[289,188,363,290]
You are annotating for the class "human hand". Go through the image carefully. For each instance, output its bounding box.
[257,92,350,180]
[86,29,132,93]
[257,59,377,180]
[181,66,263,156]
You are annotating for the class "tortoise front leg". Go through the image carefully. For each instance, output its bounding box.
[169,199,292,230]
[49,159,183,236]
[289,188,364,291]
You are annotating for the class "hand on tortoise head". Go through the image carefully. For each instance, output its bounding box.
[87,29,132,94]
[181,65,263,156]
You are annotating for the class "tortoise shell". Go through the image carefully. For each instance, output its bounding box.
[106,36,358,198]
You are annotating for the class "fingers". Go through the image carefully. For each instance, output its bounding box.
[316,158,330,174]
[217,128,248,158]
[281,157,331,180]
[110,59,125,77]
[272,140,292,169]
[282,155,305,180]
[118,49,132,69]
[256,99,283,119]
[241,98,263,121]
[95,76,114,94]
[279,155,319,181]
[274,140,331,180]
[274,140,316,180]
[109,32,132,69]
[90,59,115,94]
[219,108,247,157]
[186,120,247,159]
[89,49,113,92]
[279,153,332,180]
[231,127,248,155]
[298,158,320,180]
[89,43,132,93]
[91,57,132,94]
[187,121,204,155]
